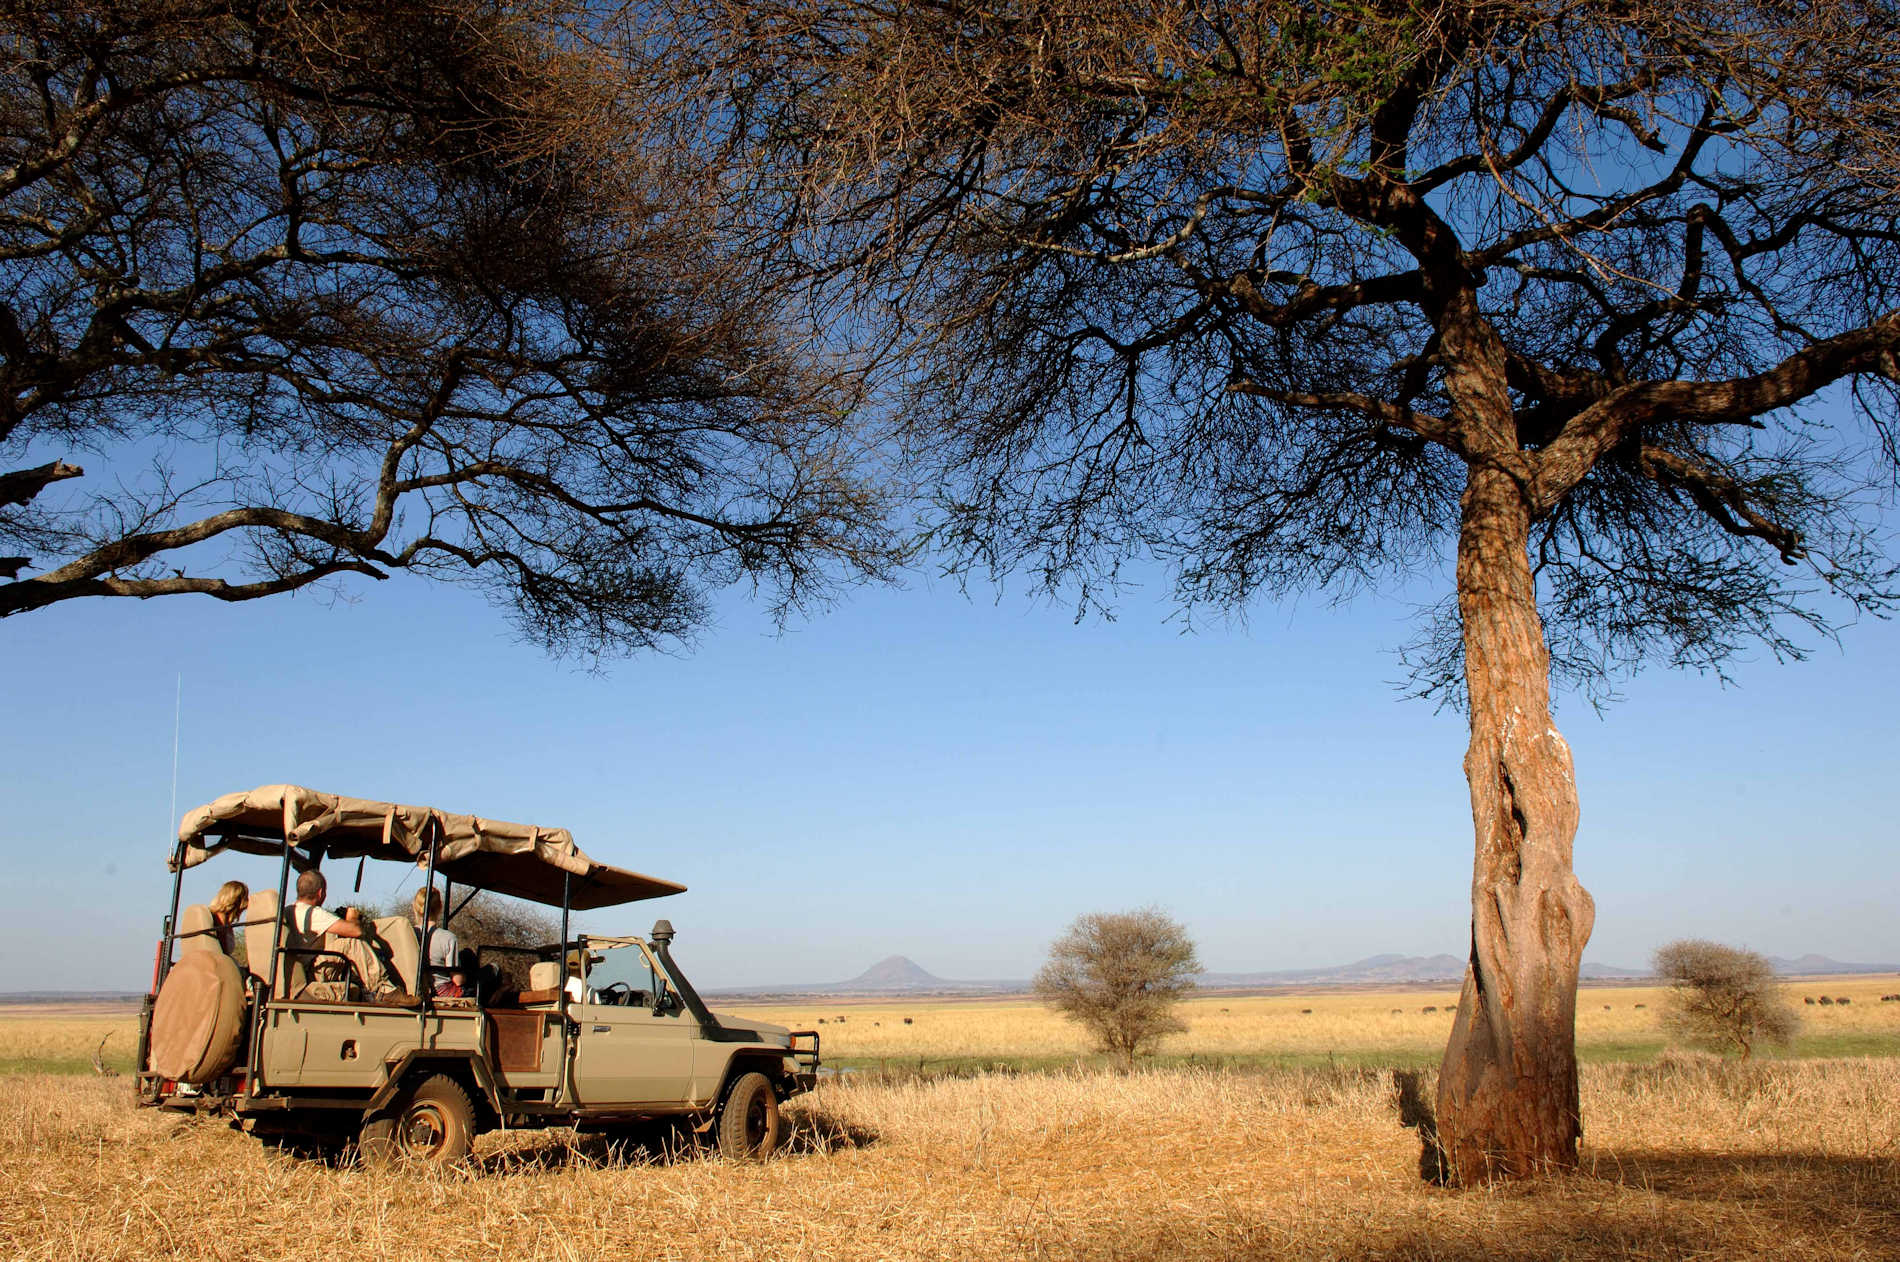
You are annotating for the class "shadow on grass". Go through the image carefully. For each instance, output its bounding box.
[467,1105,879,1174]
[782,1104,879,1155]
[1059,1151,1899,1260]
[1588,1148,1900,1219]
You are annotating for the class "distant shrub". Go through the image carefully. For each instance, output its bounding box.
[1653,940,1800,1061]
[1033,907,1198,1072]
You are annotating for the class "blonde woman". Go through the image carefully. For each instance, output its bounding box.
[412,887,461,995]
[208,880,249,954]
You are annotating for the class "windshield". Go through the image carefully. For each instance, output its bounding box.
[577,937,667,1000]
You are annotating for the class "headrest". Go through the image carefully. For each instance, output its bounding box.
[177,904,215,955]
[245,890,281,990]
[528,961,560,991]
[371,916,421,997]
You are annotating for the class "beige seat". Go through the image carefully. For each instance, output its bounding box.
[243,890,291,996]
[528,961,560,991]
[369,916,420,998]
[176,904,216,956]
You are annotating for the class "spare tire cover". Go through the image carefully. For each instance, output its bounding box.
[150,950,244,1083]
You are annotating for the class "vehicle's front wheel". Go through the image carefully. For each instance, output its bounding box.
[358,1074,476,1167]
[716,1071,783,1160]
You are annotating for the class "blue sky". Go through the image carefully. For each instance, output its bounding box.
[2,551,1896,993]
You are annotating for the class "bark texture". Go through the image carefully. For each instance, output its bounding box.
[1435,460,1596,1181]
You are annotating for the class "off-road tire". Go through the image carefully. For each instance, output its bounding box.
[716,1071,782,1160]
[358,1074,476,1167]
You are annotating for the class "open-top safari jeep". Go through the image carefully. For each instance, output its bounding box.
[137,784,817,1164]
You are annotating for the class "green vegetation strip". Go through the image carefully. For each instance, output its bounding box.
[829,1034,1900,1080]
[0,1053,137,1077]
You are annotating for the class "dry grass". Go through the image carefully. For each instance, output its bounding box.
[4,986,1897,1260]
[3,1056,1898,1260]
[0,1013,134,1075]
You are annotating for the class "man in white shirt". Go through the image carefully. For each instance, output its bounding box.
[288,869,392,995]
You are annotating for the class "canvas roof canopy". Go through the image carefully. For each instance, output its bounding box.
[173,784,685,910]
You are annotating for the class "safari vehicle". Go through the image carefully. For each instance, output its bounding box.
[137,784,817,1164]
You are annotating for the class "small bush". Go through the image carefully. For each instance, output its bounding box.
[1653,940,1800,1061]
[1033,907,1198,1072]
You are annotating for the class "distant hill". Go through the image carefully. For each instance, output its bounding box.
[1198,954,1469,987]
[845,956,955,990]
[706,949,1893,997]
[1199,955,1645,986]
[1768,954,1900,976]
[709,955,1021,997]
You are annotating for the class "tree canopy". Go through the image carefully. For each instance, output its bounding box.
[1034,907,1200,1071]
[687,0,1899,686]
[666,0,1900,1180]
[0,0,893,650]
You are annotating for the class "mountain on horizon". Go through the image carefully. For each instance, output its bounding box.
[706,954,1018,996]
[704,949,1892,996]
[845,955,950,989]
[1768,954,1899,975]
[1199,953,1475,986]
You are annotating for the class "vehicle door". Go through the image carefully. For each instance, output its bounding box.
[571,941,699,1106]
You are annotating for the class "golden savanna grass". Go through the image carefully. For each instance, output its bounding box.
[723,975,1900,1062]
[3,984,1898,1260]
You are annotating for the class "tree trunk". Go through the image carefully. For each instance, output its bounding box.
[1434,461,1596,1183]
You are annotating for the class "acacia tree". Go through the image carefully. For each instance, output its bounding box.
[1034,907,1200,1071]
[671,0,1900,1179]
[0,0,892,649]
[1654,939,1798,1061]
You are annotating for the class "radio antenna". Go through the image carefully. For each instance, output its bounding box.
[168,673,182,835]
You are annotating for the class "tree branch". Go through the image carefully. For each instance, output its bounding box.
[0,460,82,509]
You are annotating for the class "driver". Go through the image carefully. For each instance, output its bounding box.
[562,948,600,1005]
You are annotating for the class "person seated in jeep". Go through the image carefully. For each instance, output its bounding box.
[410,887,461,996]
[287,870,393,995]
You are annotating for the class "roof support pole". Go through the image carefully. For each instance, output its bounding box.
[556,868,573,1107]
[248,842,296,1093]
[159,838,187,989]
[418,818,440,1046]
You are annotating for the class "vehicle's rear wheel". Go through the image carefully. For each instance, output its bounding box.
[358,1074,476,1167]
[716,1071,782,1160]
